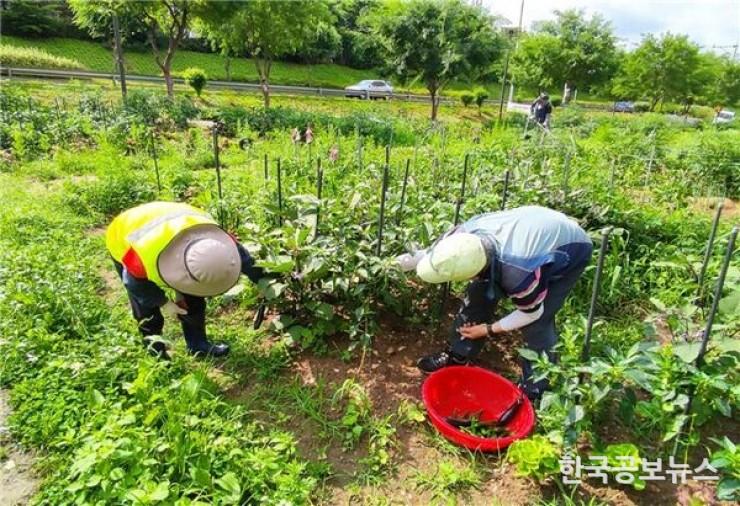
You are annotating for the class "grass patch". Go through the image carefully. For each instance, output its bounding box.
[2,36,375,89]
[0,43,86,70]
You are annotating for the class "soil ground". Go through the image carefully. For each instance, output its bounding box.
[0,391,39,506]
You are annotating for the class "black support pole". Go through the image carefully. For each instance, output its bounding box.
[212,126,222,200]
[396,158,411,224]
[149,129,161,193]
[263,153,269,180]
[697,201,724,303]
[696,226,737,367]
[315,157,323,238]
[581,227,613,364]
[376,146,390,256]
[501,170,511,210]
[277,158,283,227]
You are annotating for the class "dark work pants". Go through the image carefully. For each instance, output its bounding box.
[448,261,589,392]
[113,261,210,351]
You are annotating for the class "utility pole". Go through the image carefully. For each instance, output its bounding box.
[507,0,525,103]
[112,12,127,99]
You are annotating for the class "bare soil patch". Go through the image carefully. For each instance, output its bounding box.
[0,391,39,506]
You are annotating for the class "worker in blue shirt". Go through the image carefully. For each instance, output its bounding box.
[397,206,593,400]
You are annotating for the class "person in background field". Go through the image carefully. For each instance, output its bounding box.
[396,206,593,400]
[106,201,268,359]
[531,93,553,129]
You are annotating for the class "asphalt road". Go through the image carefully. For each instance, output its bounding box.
[0,66,492,106]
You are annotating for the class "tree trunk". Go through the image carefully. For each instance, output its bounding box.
[256,58,271,108]
[163,64,174,98]
[112,13,127,99]
[430,89,439,121]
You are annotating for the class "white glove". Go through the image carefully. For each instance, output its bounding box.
[162,300,187,317]
[395,250,426,272]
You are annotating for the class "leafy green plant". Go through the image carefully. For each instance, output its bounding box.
[460,93,474,108]
[710,437,740,500]
[413,460,480,502]
[506,435,561,480]
[183,67,208,97]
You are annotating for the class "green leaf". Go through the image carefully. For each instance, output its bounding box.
[718,290,740,315]
[518,348,540,362]
[673,342,701,363]
[150,481,170,502]
[649,297,667,311]
[566,405,584,425]
[257,279,286,300]
[716,477,740,500]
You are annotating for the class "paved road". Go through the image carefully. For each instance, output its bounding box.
[0,66,494,106]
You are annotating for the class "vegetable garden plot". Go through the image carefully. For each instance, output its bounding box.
[0,83,737,504]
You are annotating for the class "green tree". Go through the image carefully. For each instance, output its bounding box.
[511,9,618,101]
[0,0,61,37]
[372,0,502,120]
[701,54,740,108]
[195,0,331,108]
[134,1,191,98]
[460,93,474,108]
[613,33,704,111]
[509,33,561,93]
[329,0,383,69]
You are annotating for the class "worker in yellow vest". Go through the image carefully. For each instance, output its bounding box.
[106,201,266,359]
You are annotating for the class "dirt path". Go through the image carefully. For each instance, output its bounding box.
[0,391,39,506]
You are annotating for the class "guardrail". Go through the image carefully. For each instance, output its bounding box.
[0,66,484,106]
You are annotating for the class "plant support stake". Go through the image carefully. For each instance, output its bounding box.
[315,157,323,238]
[263,153,268,180]
[679,226,738,448]
[277,158,283,227]
[376,146,390,255]
[149,129,161,192]
[696,201,724,303]
[581,227,613,364]
[696,226,737,368]
[212,126,222,200]
[396,158,411,224]
[501,170,511,210]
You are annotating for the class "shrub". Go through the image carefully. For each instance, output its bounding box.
[182,67,208,97]
[473,88,488,115]
[551,97,562,107]
[0,44,86,70]
[460,93,474,108]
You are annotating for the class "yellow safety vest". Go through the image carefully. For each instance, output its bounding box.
[106,202,217,288]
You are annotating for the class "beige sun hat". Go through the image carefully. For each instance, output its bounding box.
[158,224,241,297]
[416,232,487,284]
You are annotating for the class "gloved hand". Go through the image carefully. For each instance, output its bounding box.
[162,300,188,317]
[395,250,426,272]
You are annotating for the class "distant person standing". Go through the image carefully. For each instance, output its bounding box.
[530,93,553,130]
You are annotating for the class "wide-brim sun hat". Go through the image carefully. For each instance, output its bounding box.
[416,232,486,284]
[158,224,241,297]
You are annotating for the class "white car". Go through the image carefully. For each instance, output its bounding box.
[713,110,735,124]
[344,80,393,100]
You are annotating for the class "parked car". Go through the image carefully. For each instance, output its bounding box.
[713,110,735,124]
[613,101,635,113]
[344,80,393,100]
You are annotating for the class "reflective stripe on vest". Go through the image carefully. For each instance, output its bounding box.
[105,202,217,288]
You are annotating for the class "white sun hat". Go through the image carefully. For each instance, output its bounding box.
[158,224,241,297]
[416,232,487,284]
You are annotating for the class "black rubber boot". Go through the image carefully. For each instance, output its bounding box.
[417,349,470,374]
[188,342,230,358]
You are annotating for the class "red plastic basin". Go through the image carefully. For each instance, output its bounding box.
[421,366,535,452]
